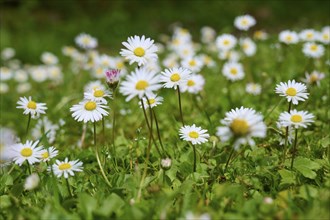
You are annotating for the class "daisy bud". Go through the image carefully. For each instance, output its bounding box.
[24,173,40,191]
[161,158,172,170]
[105,69,121,90]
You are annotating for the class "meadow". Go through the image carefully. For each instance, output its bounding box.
[0,2,330,220]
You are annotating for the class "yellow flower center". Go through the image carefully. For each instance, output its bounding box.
[188,131,199,139]
[230,68,238,75]
[310,44,318,51]
[84,101,97,111]
[170,73,181,82]
[242,43,249,49]
[323,34,329,40]
[285,35,292,42]
[187,80,195,87]
[148,99,155,104]
[230,119,249,136]
[241,19,248,25]
[189,60,196,66]
[135,80,149,90]
[223,39,230,45]
[133,47,145,57]
[116,62,124,69]
[42,152,49,159]
[290,114,302,123]
[27,101,37,109]
[310,74,318,83]
[306,33,313,39]
[286,87,297,96]
[93,90,104,97]
[59,163,72,170]
[21,148,32,157]
[82,37,90,44]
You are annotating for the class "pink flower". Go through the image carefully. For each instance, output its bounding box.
[105,69,121,90]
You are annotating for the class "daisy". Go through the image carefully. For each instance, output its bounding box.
[278,110,314,129]
[105,69,121,90]
[41,52,59,65]
[222,62,245,81]
[318,27,330,44]
[70,99,109,123]
[201,26,216,44]
[302,42,325,58]
[14,69,29,83]
[299,29,318,42]
[179,124,210,145]
[40,146,59,162]
[139,94,163,109]
[0,127,16,166]
[276,121,294,145]
[240,38,257,57]
[275,80,309,105]
[216,34,237,51]
[216,107,267,150]
[161,67,192,90]
[120,35,158,66]
[10,140,43,166]
[181,56,204,72]
[218,50,241,62]
[246,83,261,95]
[31,116,59,144]
[29,66,48,82]
[0,83,9,94]
[302,71,325,86]
[49,157,83,179]
[24,173,40,191]
[180,74,205,94]
[0,66,13,81]
[279,30,299,44]
[119,67,161,101]
[17,96,47,119]
[234,14,256,31]
[84,87,112,104]
[16,83,31,94]
[253,30,268,40]
[1,47,15,60]
[75,33,98,50]
[84,80,106,92]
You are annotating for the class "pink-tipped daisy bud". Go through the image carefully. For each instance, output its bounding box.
[161,158,172,170]
[105,69,121,90]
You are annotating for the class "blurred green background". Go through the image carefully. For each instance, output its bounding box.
[1,0,329,63]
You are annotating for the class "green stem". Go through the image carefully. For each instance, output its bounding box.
[94,122,112,188]
[112,90,116,154]
[65,178,73,197]
[152,109,166,157]
[264,98,285,120]
[282,101,292,163]
[25,113,31,140]
[26,160,32,175]
[177,87,185,126]
[290,129,299,170]
[224,148,235,173]
[191,143,197,172]
[102,117,105,144]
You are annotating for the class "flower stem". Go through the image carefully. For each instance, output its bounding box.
[264,98,285,120]
[25,113,31,140]
[102,117,105,144]
[177,87,185,126]
[224,148,235,173]
[152,109,166,157]
[282,101,292,163]
[65,178,73,197]
[26,160,32,175]
[93,122,112,188]
[290,129,298,170]
[112,89,117,154]
[191,143,197,172]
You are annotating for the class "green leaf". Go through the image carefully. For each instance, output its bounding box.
[0,195,12,209]
[94,193,125,217]
[279,169,296,186]
[77,193,97,220]
[293,157,322,179]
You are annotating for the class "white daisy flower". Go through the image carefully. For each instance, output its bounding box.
[29,66,48,82]
[218,50,241,62]
[179,124,210,145]
[275,80,309,105]
[162,54,180,69]
[0,66,14,81]
[216,34,237,51]
[139,94,163,109]
[120,67,161,101]
[299,29,318,42]
[24,173,40,191]
[40,146,59,162]
[216,107,267,150]
[160,67,192,90]
[279,30,299,44]
[0,83,9,94]
[176,43,196,59]
[240,38,257,57]
[16,96,47,119]
[10,140,43,166]
[201,26,216,44]
[222,62,245,81]
[95,54,112,68]
[253,30,268,40]
[49,157,83,179]
[46,66,63,83]
[181,56,204,72]
[180,74,205,94]
[200,54,216,68]
[234,14,256,31]
[302,42,325,58]
[246,83,261,95]
[84,80,106,92]
[279,109,314,129]
[120,35,158,66]
[1,47,15,60]
[276,121,294,146]
[318,27,330,44]
[70,99,109,123]
[14,70,29,83]
[16,83,31,94]
[84,87,112,104]
[0,127,16,165]
[41,52,59,65]
[31,116,59,144]
[302,71,325,86]
[75,33,98,50]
